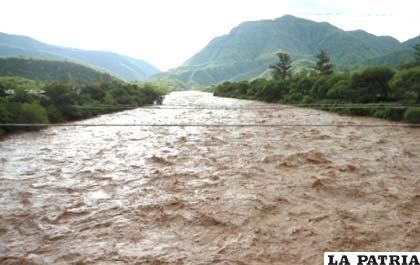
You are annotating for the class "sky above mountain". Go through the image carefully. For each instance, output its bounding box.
[1,0,419,70]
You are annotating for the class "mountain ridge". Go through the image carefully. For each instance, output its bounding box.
[156,15,419,88]
[0,57,119,85]
[0,32,160,81]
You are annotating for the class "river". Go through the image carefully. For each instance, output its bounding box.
[1,91,419,264]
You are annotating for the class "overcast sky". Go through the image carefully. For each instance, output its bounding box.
[1,0,419,70]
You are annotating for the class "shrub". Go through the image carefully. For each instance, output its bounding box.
[372,107,406,121]
[290,75,316,95]
[302,95,315,104]
[310,76,329,99]
[390,66,420,103]
[0,102,10,123]
[327,79,352,100]
[344,107,372,117]
[46,106,64,123]
[284,92,304,104]
[351,66,395,102]
[257,80,288,102]
[248,79,269,97]
[18,103,49,130]
[403,107,420,124]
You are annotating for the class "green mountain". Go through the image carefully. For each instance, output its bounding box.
[0,57,119,85]
[361,36,420,67]
[0,32,160,81]
[402,35,420,48]
[156,15,417,88]
[362,49,415,67]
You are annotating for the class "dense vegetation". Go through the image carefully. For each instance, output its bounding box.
[0,58,118,85]
[158,15,419,88]
[0,77,169,137]
[213,46,420,124]
[143,78,188,91]
[0,32,160,81]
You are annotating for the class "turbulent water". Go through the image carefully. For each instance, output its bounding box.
[1,91,419,265]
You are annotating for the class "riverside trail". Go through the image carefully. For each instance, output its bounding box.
[1,91,419,264]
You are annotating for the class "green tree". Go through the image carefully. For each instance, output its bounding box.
[327,76,352,100]
[315,50,334,75]
[351,67,395,102]
[103,92,115,105]
[414,44,420,65]
[11,87,34,103]
[289,72,316,95]
[44,84,81,120]
[0,82,8,97]
[82,85,106,101]
[391,66,420,103]
[256,80,289,102]
[403,107,420,124]
[270,52,292,80]
[0,102,10,124]
[18,103,49,130]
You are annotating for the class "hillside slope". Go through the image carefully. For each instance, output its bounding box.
[362,49,415,67]
[156,15,415,88]
[0,32,160,81]
[402,35,420,48]
[361,35,420,67]
[0,57,119,85]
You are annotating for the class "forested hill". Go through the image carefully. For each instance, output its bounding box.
[0,32,160,81]
[402,35,420,48]
[156,15,419,88]
[362,35,420,67]
[0,57,119,85]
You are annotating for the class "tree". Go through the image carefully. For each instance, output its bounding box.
[315,50,334,75]
[403,107,420,124]
[351,66,395,102]
[0,102,10,124]
[257,80,289,102]
[414,44,420,65]
[18,103,49,130]
[391,66,420,103]
[44,84,81,120]
[0,82,8,97]
[270,52,292,80]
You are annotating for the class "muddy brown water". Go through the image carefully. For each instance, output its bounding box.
[0,91,419,265]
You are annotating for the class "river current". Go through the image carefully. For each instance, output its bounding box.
[1,92,419,264]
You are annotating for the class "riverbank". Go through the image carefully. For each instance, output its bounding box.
[214,89,420,125]
[211,67,420,124]
[0,80,169,139]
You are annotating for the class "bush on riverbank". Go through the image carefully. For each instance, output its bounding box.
[403,107,420,124]
[0,77,169,137]
[390,66,420,103]
[213,65,420,124]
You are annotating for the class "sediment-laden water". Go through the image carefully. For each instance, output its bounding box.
[1,91,419,264]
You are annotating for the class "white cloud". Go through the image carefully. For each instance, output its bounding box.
[0,0,419,70]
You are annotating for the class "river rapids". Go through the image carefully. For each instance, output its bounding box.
[0,92,419,264]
